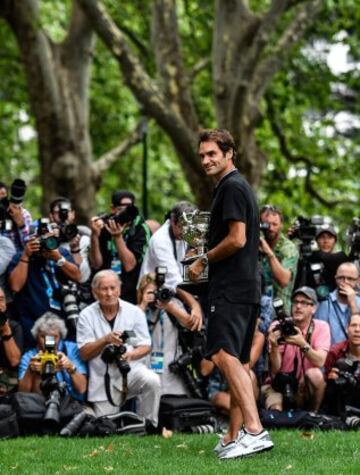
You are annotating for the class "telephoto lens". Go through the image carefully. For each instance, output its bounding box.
[60,411,88,437]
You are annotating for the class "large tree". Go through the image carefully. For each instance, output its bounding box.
[0,0,142,222]
[78,0,322,209]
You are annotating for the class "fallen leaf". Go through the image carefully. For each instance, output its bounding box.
[63,466,78,472]
[10,464,18,470]
[176,443,188,449]
[301,432,315,440]
[286,465,293,470]
[105,443,114,453]
[103,467,114,472]
[162,427,173,439]
[198,450,205,455]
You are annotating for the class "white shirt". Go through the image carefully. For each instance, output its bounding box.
[138,220,187,290]
[77,299,151,401]
[62,235,91,283]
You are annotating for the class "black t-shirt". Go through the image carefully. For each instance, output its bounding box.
[0,319,23,369]
[98,216,150,304]
[208,169,260,304]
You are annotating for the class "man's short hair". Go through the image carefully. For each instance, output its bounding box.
[91,270,122,290]
[49,196,72,213]
[111,190,135,207]
[168,201,196,224]
[31,312,68,339]
[198,128,237,162]
[260,204,284,222]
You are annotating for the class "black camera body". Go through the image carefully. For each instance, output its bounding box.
[272,371,299,410]
[334,357,359,388]
[100,204,139,227]
[0,178,27,232]
[154,266,174,304]
[272,298,298,343]
[30,218,60,251]
[56,202,79,242]
[101,330,136,377]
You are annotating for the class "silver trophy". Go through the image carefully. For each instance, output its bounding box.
[180,210,210,285]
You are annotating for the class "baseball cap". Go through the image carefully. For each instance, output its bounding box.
[292,286,318,305]
[316,224,337,239]
[111,190,135,206]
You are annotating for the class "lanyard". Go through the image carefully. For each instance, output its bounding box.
[146,308,165,351]
[41,261,61,310]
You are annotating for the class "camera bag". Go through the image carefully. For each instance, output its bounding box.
[75,411,146,437]
[260,409,348,430]
[11,392,84,435]
[158,395,216,432]
[0,403,19,439]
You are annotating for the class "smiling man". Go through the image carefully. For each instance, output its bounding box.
[188,128,273,460]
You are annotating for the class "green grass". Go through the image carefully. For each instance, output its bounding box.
[0,430,359,475]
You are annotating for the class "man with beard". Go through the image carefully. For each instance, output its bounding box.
[260,205,299,313]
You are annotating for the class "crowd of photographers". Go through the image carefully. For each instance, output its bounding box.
[0,177,360,434]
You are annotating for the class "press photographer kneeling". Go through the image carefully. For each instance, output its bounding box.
[322,313,360,417]
[262,287,330,411]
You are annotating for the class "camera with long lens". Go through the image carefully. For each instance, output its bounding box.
[0,178,27,232]
[309,262,329,300]
[37,335,65,429]
[58,283,80,331]
[56,202,79,243]
[154,266,174,304]
[101,330,136,377]
[272,298,297,343]
[98,204,139,226]
[334,358,359,388]
[289,216,328,257]
[347,218,360,260]
[272,371,299,410]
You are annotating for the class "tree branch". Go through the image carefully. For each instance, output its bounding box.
[266,94,351,207]
[189,58,211,81]
[252,0,322,102]
[92,122,143,176]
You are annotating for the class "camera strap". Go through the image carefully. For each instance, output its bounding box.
[168,225,178,261]
[104,364,128,407]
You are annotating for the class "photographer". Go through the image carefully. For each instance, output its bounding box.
[0,235,15,301]
[322,313,360,416]
[138,272,201,396]
[8,223,81,347]
[77,270,160,427]
[18,312,87,400]
[89,190,151,304]
[260,205,299,313]
[262,287,330,411]
[49,197,91,284]
[0,286,23,395]
[0,179,32,251]
[316,262,360,345]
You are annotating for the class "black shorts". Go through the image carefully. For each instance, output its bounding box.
[205,297,258,364]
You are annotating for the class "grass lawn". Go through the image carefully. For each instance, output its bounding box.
[0,430,359,475]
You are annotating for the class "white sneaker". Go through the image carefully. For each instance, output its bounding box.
[219,429,273,460]
[214,429,244,457]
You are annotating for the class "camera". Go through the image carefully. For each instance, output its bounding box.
[58,283,80,330]
[99,204,139,227]
[101,330,136,377]
[30,218,60,251]
[154,266,174,304]
[334,358,359,388]
[272,371,299,410]
[347,218,360,260]
[56,201,79,242]
[36,335,61,378]
[272,298,297,343]
[0,178,27,232]
[260,221,270,234]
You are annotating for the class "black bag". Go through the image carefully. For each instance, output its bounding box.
[11,392,84,435]
[260,409,348,430]
[76,411,146,437]
[0,404,19,439]
[158,395,216,432]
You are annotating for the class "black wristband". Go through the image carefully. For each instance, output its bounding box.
[1,334,13,341]
[71,248,81,254]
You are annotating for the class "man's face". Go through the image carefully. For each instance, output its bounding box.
[111,198,133,216]
[348,315,360,347]
[199,141,233,180]
[260,211,283,242]
[0,289,6,313]
[291,294,316,325]
[93,275,121,307]
[335,264,359,292]
[316,232,336,253]
[0,187,7,200]
[37,330,61,352]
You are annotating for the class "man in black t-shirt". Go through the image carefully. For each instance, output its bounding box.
[89,190,151,304]
[189,129,273,460]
